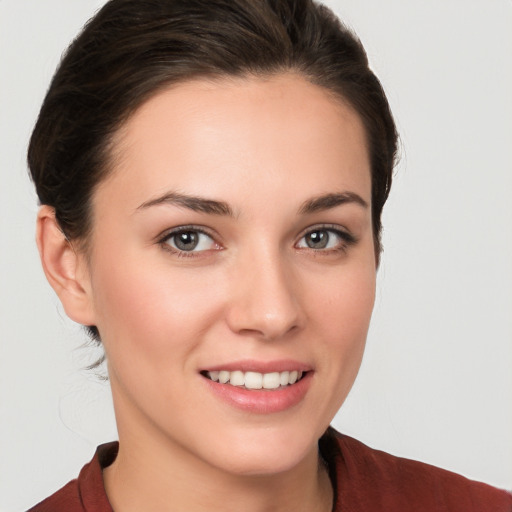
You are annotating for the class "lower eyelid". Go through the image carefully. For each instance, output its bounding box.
[157,226,226,258]
[297,227,355,247]
[158,225,356,255]
[170,232,213,248]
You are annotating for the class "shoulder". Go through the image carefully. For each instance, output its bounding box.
[324,429,512,512]
[27,479,83,512]
[27,442,117,512]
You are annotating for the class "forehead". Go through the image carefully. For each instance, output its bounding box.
[99,73,371,211]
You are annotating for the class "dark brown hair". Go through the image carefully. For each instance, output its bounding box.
[28,0,398,341]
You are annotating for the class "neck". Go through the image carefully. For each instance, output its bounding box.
[103,426,333,512]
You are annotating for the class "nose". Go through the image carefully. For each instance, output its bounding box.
[225,248,303,341]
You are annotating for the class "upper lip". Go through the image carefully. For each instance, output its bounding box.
[200,359,312,374]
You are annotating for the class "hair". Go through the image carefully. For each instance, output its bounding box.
[28,0,398,342]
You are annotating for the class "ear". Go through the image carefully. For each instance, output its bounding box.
[36,205,96,326]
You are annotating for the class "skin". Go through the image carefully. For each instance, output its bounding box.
[37,73,376,512]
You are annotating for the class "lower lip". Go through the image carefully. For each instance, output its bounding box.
[202,372,313,414]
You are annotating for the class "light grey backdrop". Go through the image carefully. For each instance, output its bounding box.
[1,1,511,510]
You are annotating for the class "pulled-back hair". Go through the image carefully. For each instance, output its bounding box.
[28,0,398,341]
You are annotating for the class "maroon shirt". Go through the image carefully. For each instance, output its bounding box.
[29,429,512,511]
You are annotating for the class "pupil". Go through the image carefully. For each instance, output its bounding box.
[175,231,198,251]
[307,230,328,249]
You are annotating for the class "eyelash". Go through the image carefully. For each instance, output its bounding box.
[158,225,220,258]
[296,224,357,254]
[157,224,357,258]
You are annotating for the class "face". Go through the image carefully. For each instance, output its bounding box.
[85,74,375,476]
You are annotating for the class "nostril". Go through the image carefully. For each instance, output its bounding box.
[225,265,303,340]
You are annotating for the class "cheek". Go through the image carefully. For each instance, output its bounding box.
[312,261,376,338]
[309,262,376,384]
[88,251,225,365]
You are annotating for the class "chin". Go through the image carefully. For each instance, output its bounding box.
[215,450,309,477]
[201,424,322,477]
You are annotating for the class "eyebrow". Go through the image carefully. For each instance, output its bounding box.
[136,191,234,216]
[136,190,367,217]
[298,192,368,214]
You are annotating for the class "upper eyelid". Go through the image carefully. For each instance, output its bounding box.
[157,226,221,257]
[298,223,353,238]
[155,223,356,246]
[296,224,358,247]
[156,224,218,243]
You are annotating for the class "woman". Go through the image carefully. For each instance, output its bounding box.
[18,0,512,510]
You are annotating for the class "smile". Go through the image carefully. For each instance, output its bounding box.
[204,370,305,390]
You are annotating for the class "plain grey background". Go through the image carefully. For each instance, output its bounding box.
[1,1,511,510]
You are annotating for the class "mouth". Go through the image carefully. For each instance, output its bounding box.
[200,364,313,413]
[201,370,307,390]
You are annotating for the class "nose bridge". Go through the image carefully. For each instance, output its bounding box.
[226,242,301,340]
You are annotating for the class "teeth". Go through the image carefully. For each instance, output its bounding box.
[218,370,230,384]
[230,371,244,386]
[245,371,263,390]
[262,372,280,389]
[205,369,305,389]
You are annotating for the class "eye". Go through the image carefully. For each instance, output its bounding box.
[161,228,218,254]
[296,227,355,251]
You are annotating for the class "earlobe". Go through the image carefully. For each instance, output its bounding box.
[36,205,96,326]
